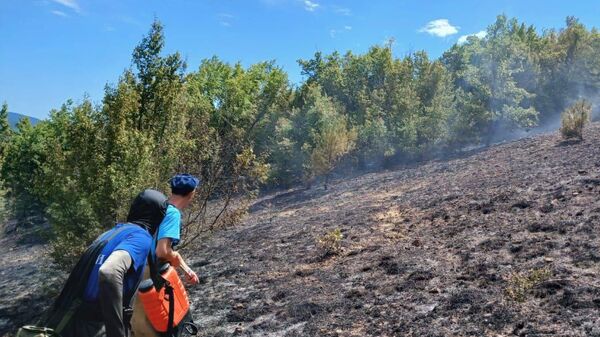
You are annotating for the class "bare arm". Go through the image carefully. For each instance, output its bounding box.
[156,238,199,284]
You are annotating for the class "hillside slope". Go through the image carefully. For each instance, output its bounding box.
[8,112,40,129]
[188,123,600,336]
[1,123,600,336]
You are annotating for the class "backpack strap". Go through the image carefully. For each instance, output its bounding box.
[123,268,144,306]
[123,249,146,335]
[182,321,199,336]
[123,222,152,304]
[121,223,155,335]
[165,283,175,337]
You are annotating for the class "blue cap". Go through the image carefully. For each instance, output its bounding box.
[169,174,200,195]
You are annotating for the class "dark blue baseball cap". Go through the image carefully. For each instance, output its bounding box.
[170,174,200,195]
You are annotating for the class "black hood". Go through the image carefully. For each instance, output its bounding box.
[127,189,168,235]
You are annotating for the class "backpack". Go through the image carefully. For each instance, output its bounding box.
[41,224,136,337]
[143,233,199,337]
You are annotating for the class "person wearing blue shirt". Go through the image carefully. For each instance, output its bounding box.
[131,174,200,337]
[50,189,169,337]
[154,174,200,284]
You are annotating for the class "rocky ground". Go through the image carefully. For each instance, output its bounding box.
[2,123,600,336]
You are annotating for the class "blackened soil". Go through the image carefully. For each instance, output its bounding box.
[189,124,600,336]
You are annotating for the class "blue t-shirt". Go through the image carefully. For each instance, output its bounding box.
[83,223,152,302]
[150,204,181,262]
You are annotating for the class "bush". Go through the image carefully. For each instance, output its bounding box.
[560,100,592,140]
[505,268,551,302]
[0,188,9,226]
[316,228,343,255]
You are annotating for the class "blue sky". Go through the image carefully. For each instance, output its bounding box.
[1,0,600,120]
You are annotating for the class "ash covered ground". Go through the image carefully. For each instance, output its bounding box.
[2,123,600,336]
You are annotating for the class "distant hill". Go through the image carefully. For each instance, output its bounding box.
[7,112,40,129]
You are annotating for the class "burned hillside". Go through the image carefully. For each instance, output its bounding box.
[187,122,600,336]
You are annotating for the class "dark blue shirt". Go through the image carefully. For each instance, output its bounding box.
[83,223,152,302]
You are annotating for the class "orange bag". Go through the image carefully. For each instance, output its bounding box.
[138,264,190,332]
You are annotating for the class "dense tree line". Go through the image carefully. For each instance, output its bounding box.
[0,15,598,268]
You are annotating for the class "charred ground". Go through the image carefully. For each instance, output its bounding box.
[189,123,600,336]
[2,123,600,336]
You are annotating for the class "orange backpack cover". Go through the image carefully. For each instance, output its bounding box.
[138,264,190,332]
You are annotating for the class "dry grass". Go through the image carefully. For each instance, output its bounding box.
[505,268,552,302]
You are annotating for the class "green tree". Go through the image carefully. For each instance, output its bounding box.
[536,17,600,124]
[0,102,11,157]
[309,115,356,189]
[131,20,187,182]
[443,15,539,145]
[284,84,355,186]
[0,102,13,223]
[101,71,157,221]
[1,118,49,220]
[411,52,455,156]
[179,56,286,244]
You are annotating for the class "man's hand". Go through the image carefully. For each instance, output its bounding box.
[184,269,199,285]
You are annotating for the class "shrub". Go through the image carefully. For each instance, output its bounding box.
[560,100,592,140]
[505,268,551,302]
[0,188,9,226]
[316,228,343,255]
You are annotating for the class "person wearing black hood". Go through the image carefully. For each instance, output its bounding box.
[44,189,169,337]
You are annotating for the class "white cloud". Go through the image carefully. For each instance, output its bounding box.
[51,0,80,13]
[51,10,68,17]
[458,30,487,44]
[330,26,352,38]
[419,19,459,37]
[219,13,234,27]
[333,6,351,16]
[303,0,319,12]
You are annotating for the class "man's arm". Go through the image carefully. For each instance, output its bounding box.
[155,238,199,284]
[98,250,133,337]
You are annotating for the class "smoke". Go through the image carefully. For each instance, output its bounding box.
[479,50,600,145]
[588,94,600,122]
[486,93,600,147]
